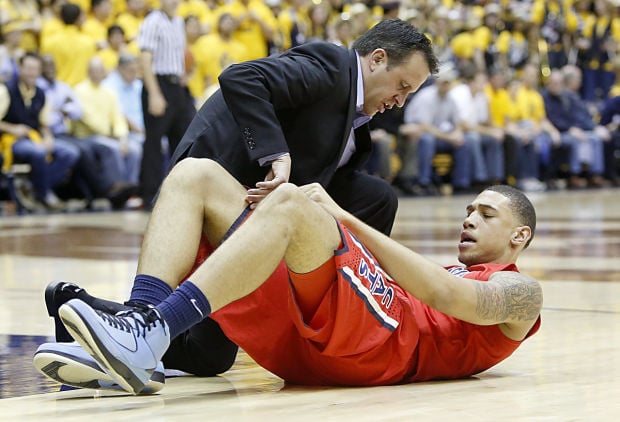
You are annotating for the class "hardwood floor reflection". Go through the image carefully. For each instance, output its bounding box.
[0,188,619,420]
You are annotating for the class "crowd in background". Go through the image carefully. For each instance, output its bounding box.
[1,0,620,213]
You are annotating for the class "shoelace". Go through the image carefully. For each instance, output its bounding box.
[95,307,164,338]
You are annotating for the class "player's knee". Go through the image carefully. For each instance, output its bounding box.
[260,183,306,216]
[165,158,220,191]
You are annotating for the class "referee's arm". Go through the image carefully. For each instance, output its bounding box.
[140,50,166,117]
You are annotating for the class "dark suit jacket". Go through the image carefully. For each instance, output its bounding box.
[170,41,371,188]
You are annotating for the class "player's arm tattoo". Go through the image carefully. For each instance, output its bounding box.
[475,272,543,322]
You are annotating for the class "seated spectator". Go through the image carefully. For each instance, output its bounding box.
[484,68,520,187]
[102,53,144,151]
[0,52,79,211]
[399,65,474,195]
[73,57,141,207]
[366,106,404,182]
[450,64,505,187]
[509,64,561,192]
[40,3,97,87]
[37,54,138,207]
[542,69,607,188]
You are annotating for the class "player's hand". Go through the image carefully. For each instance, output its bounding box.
[299,183,347,220]
[246,154,291,208]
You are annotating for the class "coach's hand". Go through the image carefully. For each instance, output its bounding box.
[246,154,291,208]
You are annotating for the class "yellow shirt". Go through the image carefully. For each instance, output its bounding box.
[450,31,476,59]
[188,33,249,99]
[277,7,312,51]
[97,43,140,71]
[40,16,65,42]
[115,12,144,42]
[495,30,526,54]
[531,0,577,32]
[72,80,128,139]
[177,0,216,29]
[40,25,97,86]
[82,16,109,47]
[218,0,278,60]
[514,86,546,122]
[484,85,514,127]
[472,26,493,51]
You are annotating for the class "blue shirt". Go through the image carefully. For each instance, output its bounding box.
[102,71,144,132]
[36,77,83,135]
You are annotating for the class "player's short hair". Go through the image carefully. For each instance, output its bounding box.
[486,185,537,248]
[352,19,438,74]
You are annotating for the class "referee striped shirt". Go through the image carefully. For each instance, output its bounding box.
[137,10,186,77]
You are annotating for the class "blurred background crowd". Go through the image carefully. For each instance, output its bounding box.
[1,0,620,213]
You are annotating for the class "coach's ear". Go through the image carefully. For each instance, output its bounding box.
[511,226,531,248]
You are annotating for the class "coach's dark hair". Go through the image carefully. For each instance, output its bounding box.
[486,185,537,248]
[352,19,438,74]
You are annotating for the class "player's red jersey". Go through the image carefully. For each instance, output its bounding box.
[202,223,540,386]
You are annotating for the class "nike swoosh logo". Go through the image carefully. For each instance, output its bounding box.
[190,299,204,318]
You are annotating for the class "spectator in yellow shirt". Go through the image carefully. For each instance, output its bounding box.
[509,64,561,191]
[189,12,249,103]
[82,0,113,50]
[40,3,97,86]
[218,0,278,60]
[579,0,620,103]
[39,0,67,42]
[177,0,216,34]
[115,0,147,43]
[97,25,140,73]
[277,0,311,51]
[530,0,577,69]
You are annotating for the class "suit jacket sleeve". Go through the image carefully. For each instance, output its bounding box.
[217,42,352,163]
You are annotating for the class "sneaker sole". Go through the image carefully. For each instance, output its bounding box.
[59,302,151,395]
[33,347,165,393]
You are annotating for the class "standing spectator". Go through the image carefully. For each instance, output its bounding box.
[73,57,141,191]
[189,12,249,103]
[579,0,620,104]
[530,0,577,69]
[137,0,195,207]
[82,0,113,50]
[277,0,311,51]
[0,52,79,210]
[400,66,475,195]
[40,3,97,86]
[219,0,278,60]
[116,0,148,44]
[543,69,608,188]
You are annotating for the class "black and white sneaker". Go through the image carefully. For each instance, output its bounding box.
[34,342,165,394]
